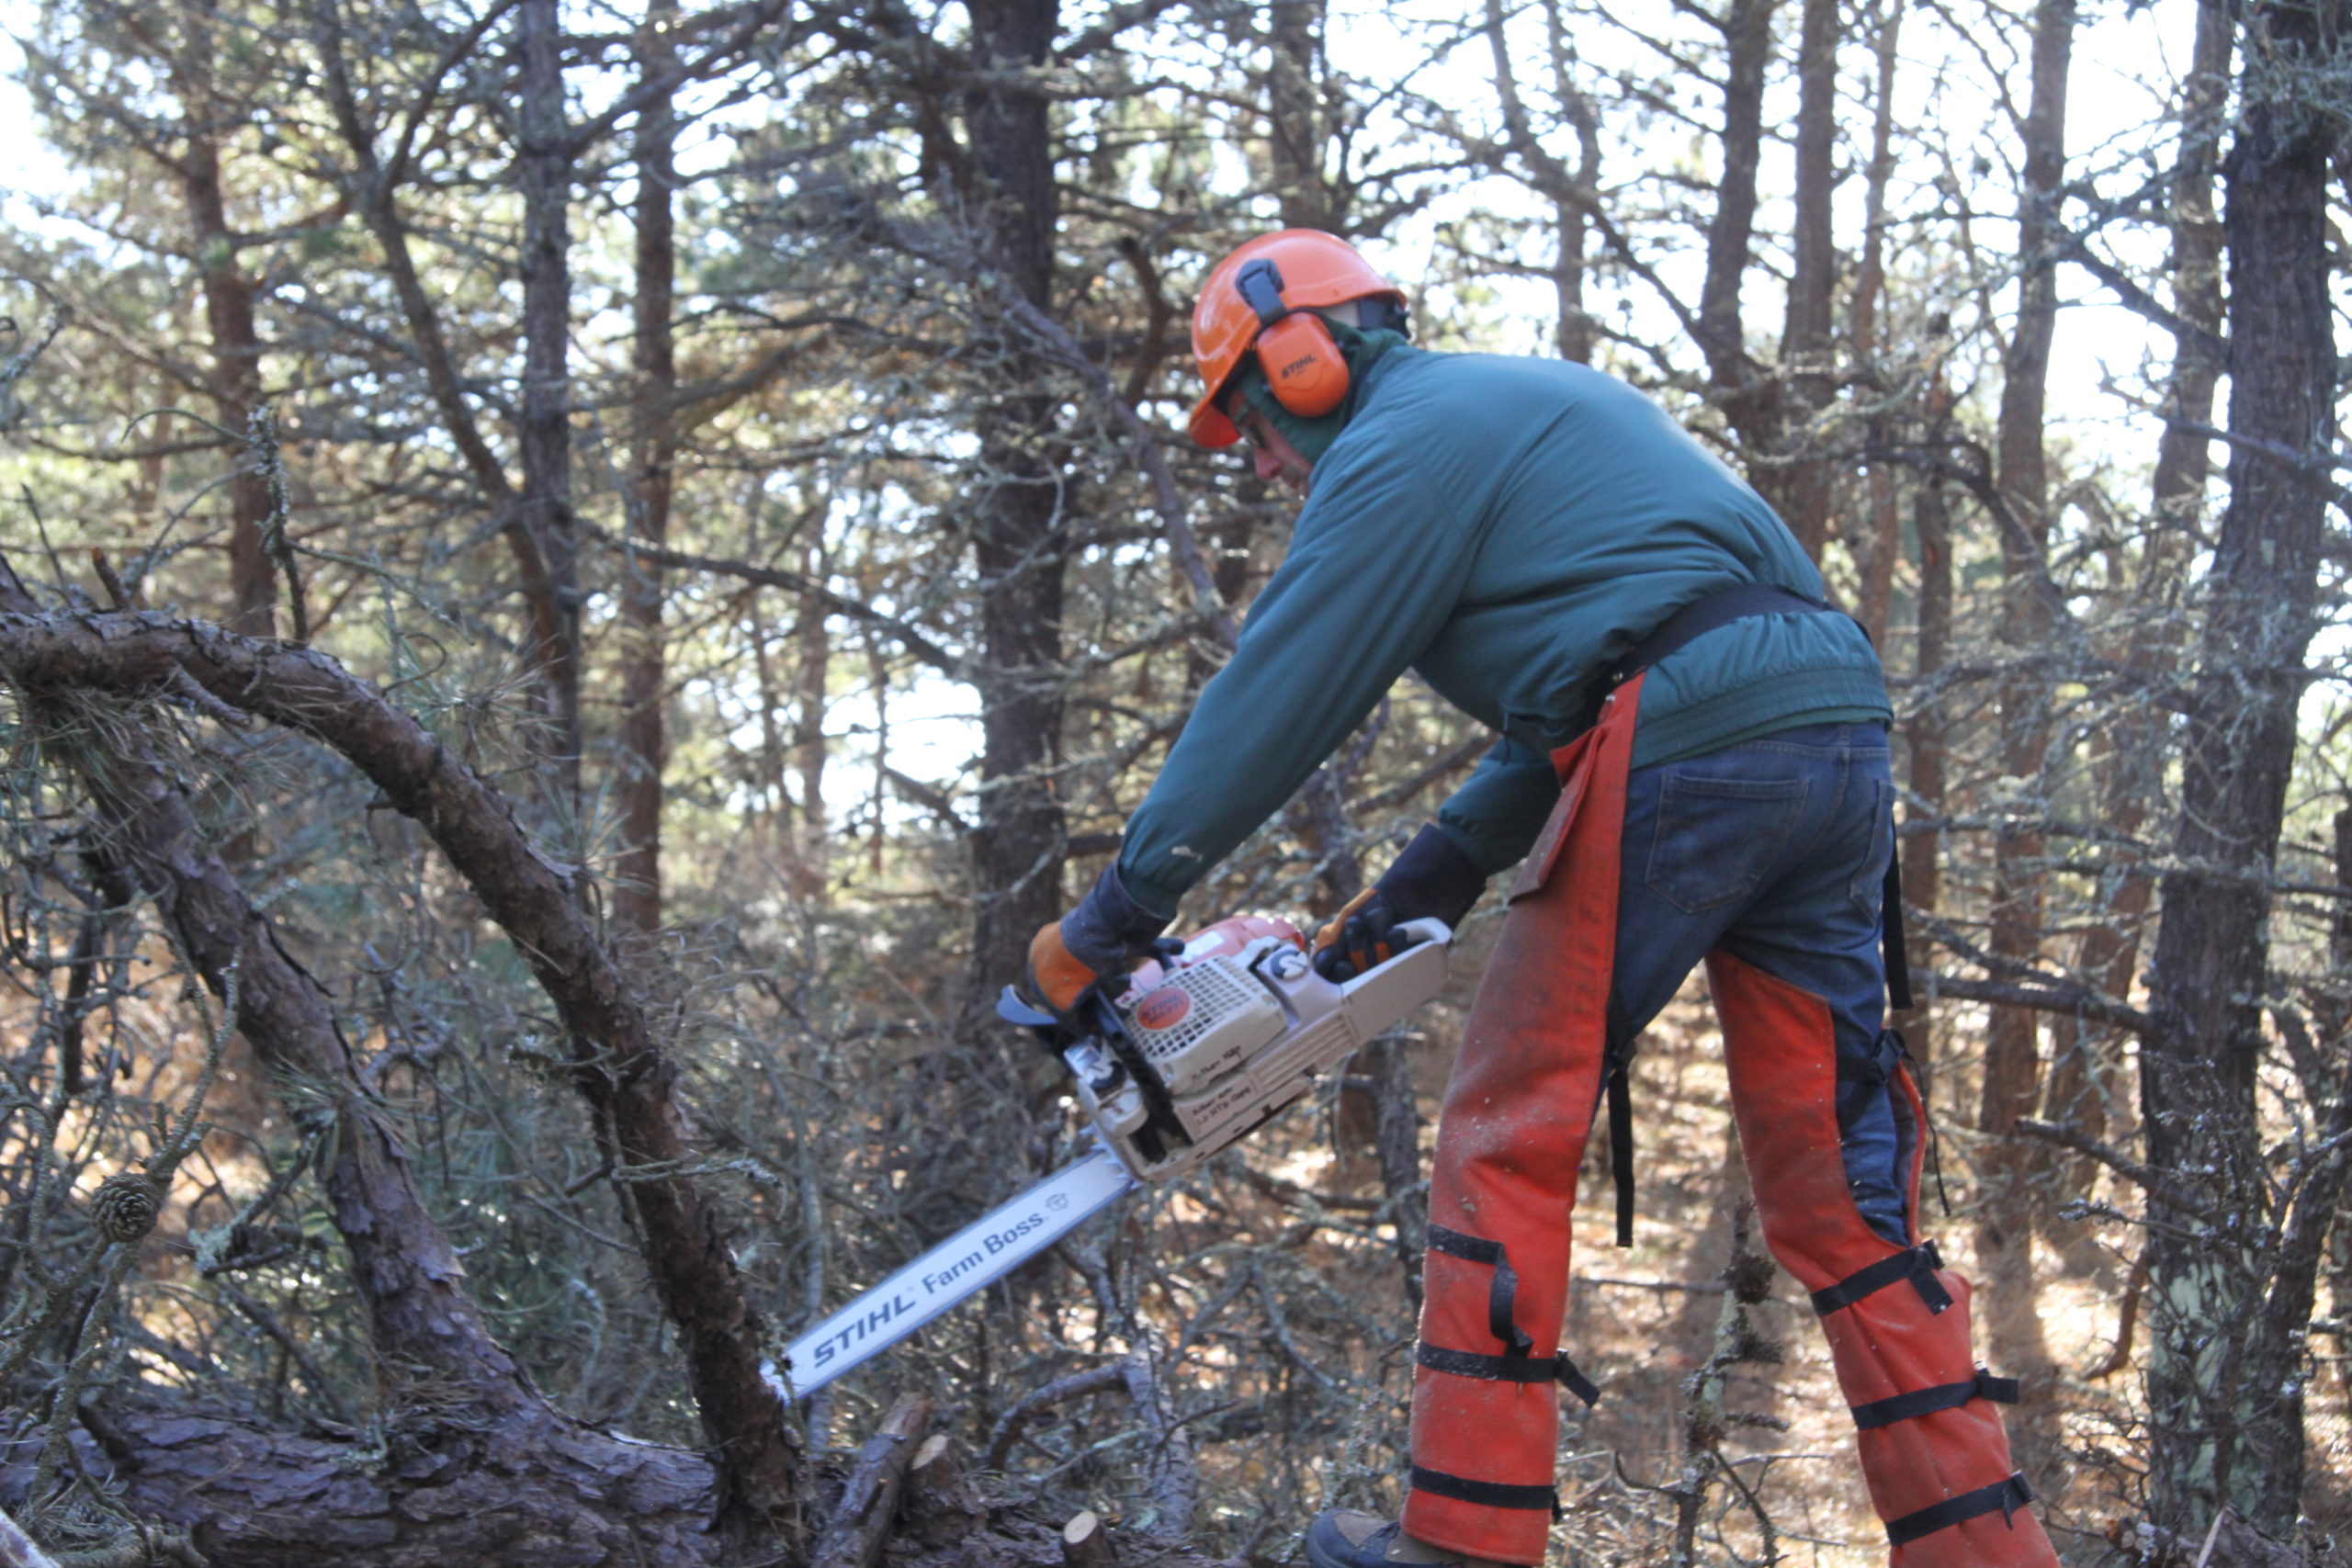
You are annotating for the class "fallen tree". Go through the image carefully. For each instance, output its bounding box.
[0,592,792,1561]
[0,596,1241,1568]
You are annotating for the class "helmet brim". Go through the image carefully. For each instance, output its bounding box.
[1188,384,1242,448]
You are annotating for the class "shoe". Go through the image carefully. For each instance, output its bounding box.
[1304,1510,1527,1568]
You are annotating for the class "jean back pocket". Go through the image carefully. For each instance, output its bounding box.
[1644,771,1809,914]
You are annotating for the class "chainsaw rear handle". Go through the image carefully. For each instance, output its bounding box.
[1385,916,1451,951]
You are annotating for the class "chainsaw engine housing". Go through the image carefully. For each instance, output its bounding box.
[1061,915,1451,1182]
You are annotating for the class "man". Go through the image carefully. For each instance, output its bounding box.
[1026,231,2055,1568]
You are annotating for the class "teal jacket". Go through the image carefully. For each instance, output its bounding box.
[1118,346,1891,917]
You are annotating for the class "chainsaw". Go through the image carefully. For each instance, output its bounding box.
[763,912,1452,1398]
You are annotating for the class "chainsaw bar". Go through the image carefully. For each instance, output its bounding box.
[764,1145,1137,1399]
[769,919,1451,1400]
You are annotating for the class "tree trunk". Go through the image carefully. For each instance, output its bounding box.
[516,0,583,799]
[1773,0,1838,559]
[2144,0,2339,1534]
[52,1387,724,1567]
[311,1,573,783]
[1542,0,1600,365]
[1266,0,1334,231]
[616,0,679,940]
[963,0,1067,1032]
[173,0,276,637]
[1975,0,2074,1479]
[1905,466,1952,1098]
[2040,0,2230,1231]
[1690,0,1803,517]
[1848,0,1905,642]
[794,553,832,902]
[1694,0,1776,389]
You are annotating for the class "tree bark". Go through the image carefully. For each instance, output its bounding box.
[1848,0,1905,642]
[1975,0,2074,1479]
[51,1388,724,1567]
[1542,0,1600,364]
[515,0,583,798]
[1694,0,1776,389]
[1905,462,1951,1097]
[2143,0,2340,1534]
[616,0,679,939]
[171,0,276,637]
[963,0,1068,1032]
[1774,0,1838,559]
[794,552,832,901]
[2039,0,2230,1225]
[812,1395,934,1568]
[1266,0,1334,231]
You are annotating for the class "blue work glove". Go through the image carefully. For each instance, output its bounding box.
[1026,862,1172,1017]
[1312,825,1486,982]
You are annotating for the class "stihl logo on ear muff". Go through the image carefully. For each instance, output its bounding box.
[1235,258,1351,419]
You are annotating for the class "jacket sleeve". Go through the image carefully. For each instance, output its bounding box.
[1434,737,1562,876]
[1115,442,1483,916]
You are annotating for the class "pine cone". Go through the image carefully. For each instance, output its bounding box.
[92,1172,163,1243]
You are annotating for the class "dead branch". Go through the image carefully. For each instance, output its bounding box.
[598,530,968,679]
[2013,1119,2213,1220]
[1926,971,2156,1036]
[983,1365,1129,1469]
[0,1506,59,1568]
[813,1394,934,1568]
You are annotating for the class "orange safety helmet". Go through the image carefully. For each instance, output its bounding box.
[1188,230,1408,448]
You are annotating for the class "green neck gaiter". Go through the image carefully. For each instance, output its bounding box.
[1234,321,1407,469]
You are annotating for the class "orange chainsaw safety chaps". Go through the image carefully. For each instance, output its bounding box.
[1402,678,1644,1567]
[1711,952,2057,1568]
[1402,674,2055,1568]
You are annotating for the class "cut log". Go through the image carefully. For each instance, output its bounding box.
[903,1433,976,1550]
[811,1394,934,1568]
[2199,1509,2305,1568]
[910,1434,953,1483]
[1062,1509,1114,1568]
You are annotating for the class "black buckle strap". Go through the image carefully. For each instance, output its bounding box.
[1409,1463,1560,1515]
[1836,1028,1908,1087]
[1428,1224,1535,1355]
[1809,1243,1952,1317]
[1606,1062,1634,1247]
[1883,849,1913,1010]
[1577,583,1838,733]
[1884,1473,2035,1547]
[1418,1342,1600,1407]
[1604,583,1836,690]
[1849,1367,2019,1431]
[1236,258,1289,325]
[1836,1028,1912,1136]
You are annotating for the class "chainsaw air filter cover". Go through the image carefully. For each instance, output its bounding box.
[1124,958,1288,1095]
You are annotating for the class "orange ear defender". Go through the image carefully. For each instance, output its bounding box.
[1235,258,1352,418]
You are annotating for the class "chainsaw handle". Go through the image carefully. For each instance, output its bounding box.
[1388,917,1453,951]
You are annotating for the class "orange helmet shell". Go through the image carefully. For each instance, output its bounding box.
[1188,230,1405,447]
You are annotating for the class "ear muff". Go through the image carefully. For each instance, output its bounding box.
[1235,258,1351,419]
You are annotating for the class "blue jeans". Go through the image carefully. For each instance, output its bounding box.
[1604,721,1914,1245]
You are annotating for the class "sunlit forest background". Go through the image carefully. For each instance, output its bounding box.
[1,0,2347,1562]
